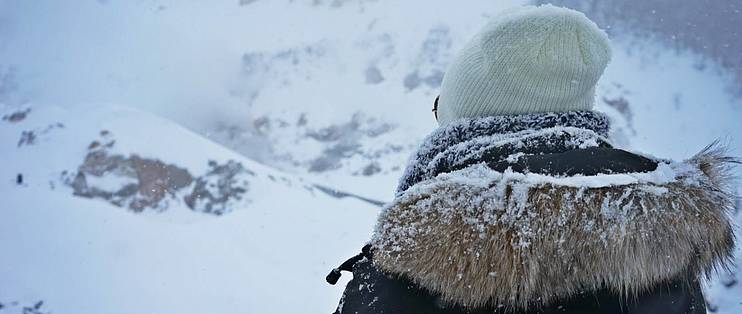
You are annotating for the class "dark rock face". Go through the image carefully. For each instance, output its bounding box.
[184,160,255,215]
[65,131,257,215]
[365,66,384,84]
[64,130,387,214]
[304,113,396,173]
[2,108,30,123]
[68,147,194,212]
[16,123,64,147]
[0,299,49,314]
[358,162,381,176]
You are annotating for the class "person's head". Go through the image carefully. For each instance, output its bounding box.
[434,5,611,125]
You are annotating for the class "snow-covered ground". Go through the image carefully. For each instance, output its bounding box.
[0,0,740,313]
[0,104,380,314]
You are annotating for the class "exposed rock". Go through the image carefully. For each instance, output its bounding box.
[308,142,361,172]
[403,71,422,90]
[210,108,401,177]
[17,130,35,147]
[306,123,354,143]
[17,123,64,147]
[2,108,30,123]
[65,131,260,215]
[184,160,255,215]
[364,65,384,84]
[358,162,381,176]
[301,113,397,173]
[69,150,193,212]
[23,301,47,314]
[297,113,308,126]
[0,299,49,314]
[66,134,193,212]
[403,69,444,91]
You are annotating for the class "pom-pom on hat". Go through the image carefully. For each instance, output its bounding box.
[436,5,611,125]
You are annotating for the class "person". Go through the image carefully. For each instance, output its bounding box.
[328,5,737,314]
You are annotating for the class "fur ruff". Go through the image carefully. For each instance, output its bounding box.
[372,144,737,309]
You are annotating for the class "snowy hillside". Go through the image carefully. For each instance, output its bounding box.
[1,0,741,313]
[0,104,379,314]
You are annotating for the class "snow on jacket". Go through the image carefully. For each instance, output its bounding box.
[333,110,736,314]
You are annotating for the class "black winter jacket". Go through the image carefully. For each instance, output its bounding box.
[331,111,735,314]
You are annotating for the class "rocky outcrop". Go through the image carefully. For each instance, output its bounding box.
[66,132,193,212]
[65,131,255,214]
[184,160,255,215]
[0,299,49,314]
[2,108,30,123]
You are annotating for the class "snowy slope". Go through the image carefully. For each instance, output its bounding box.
[1,0,741,313]
[0,104,379,314]
[0,0,530,201]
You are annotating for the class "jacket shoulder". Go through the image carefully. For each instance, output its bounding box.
[335,258,706,314]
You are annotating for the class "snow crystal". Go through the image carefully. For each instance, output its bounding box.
[431,160,686,190]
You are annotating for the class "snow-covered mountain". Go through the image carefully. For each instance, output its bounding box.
[0,104,380,314]
[0,0,740,313]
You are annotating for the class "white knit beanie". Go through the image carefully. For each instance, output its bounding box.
[437,5,611,125]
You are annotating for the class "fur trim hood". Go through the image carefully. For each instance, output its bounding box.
[373,112,737,310]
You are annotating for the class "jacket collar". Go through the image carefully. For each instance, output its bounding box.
[397,111,610,193]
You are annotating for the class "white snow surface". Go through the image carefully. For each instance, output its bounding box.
[432,160,683,190]
[0,104,379,314]
[0,0,741,313]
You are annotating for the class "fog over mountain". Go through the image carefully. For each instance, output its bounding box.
[0,1,740,313]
